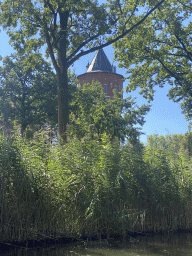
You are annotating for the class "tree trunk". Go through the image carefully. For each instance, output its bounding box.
[58,69,69,143]
[57,10,69,143]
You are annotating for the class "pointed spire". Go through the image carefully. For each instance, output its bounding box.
[87,48,113,73]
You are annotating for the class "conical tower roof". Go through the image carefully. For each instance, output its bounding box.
[86,48,113,73]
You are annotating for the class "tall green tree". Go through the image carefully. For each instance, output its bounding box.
[0,52,57,136]
[69,81,150,144]
[113,0,192,120]
[0,0,165,142]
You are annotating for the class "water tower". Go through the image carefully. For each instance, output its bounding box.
[77,48,123,99]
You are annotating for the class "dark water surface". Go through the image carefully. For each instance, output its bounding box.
[1,232,192,256]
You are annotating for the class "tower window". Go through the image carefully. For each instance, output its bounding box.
[114,86,117,90]
[104,84,107,94]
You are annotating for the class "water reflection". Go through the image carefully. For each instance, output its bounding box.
[1,232,192,256]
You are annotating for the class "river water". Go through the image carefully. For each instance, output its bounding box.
[1,231,192,256]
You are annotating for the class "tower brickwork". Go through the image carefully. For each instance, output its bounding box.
[77,49,123,99]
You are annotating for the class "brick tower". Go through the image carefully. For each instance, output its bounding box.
[77,49,123,99]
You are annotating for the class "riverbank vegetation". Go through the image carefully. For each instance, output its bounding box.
[0,0,191,246]
[0,126,191,243]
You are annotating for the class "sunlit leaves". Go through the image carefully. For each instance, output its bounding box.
[113,0,192,119]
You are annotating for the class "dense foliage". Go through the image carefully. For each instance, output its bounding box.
[0,52,57,137]
[113,0,192,120]
[69,81,150,144]
[0,130,191,242]
[0,0,165,141]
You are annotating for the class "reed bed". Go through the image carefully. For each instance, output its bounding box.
[0,132,192,242]
[128,201,192,233]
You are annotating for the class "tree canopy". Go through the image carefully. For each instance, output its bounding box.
[113,0,192,120]
[0,52,57,136]
[0,0,165,142]
[69,81,150,144]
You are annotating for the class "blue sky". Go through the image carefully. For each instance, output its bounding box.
[0,12,190,145]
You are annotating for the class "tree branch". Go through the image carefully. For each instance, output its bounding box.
[44,0,55,15]
[167,53,189,58]
[144,46,183,86]
[175,34,192,61]
[67,32,101,62]
[57,0,68,13]
[156,57,183,86]
[49,26,60,51]
[26,95,46,108]
[117,0,123,15]
[44,26,59,74]
[124,0,139,28]
[67,0,165,68]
